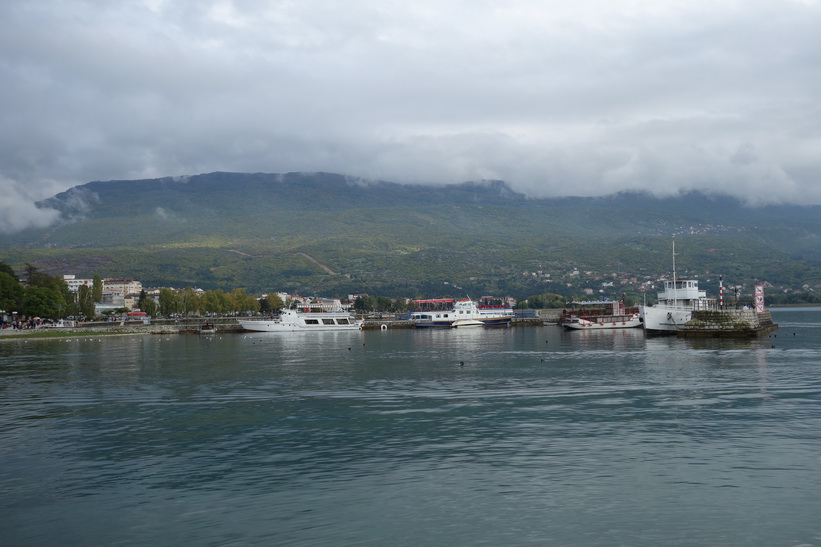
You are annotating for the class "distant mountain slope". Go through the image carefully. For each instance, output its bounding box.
[1,171,820,298]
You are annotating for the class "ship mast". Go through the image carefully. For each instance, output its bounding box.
[671,238,678,307]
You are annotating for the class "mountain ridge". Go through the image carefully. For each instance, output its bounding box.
[1,171,819,299]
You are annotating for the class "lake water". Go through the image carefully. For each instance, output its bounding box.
[2,307,821,546]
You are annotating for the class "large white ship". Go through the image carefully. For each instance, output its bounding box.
[640,279,715,334]
[238,308,363,332]
[639,242,716,334]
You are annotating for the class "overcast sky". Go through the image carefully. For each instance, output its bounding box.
[2,0,821,232]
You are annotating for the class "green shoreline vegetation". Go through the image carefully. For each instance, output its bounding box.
[2,256,818,335]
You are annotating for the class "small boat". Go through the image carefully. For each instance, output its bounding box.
[411,298,512,328]
[559,300,641,330]
[237,307,363,332]
[199,322,217,335]
[639,241,717,334]
[450,319,484,328]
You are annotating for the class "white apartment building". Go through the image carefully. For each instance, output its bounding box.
[63,274,93,292]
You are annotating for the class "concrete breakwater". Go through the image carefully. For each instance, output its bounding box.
[677,309,778,338]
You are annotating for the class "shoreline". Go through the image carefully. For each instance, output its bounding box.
[1,317,552,340]
[0,324,181,341]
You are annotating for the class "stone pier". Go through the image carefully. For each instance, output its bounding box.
[677,309,778,338]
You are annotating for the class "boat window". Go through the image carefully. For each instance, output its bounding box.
[338,318,350,325]
[322,319,335,325]
[305,319,319,325]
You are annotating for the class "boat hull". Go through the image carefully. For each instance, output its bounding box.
[640,305,693,334]
[238,321,362,332]
[562,314,642,330]
[450,319,484,328]
[413,316,512,328]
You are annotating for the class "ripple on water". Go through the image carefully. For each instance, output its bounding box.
[2,324,821,546]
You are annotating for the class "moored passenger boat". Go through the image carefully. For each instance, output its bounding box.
[411,298,513,328]
[639,279,715,334]
[238,308,363,332]
[639,241,716,334]
[559,300,641,330]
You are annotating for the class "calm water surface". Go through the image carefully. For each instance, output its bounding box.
[2,307,821,546]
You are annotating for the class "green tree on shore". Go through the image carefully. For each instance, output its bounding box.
[0,264,24,313]
[228,288,259,314]
[92,275,103,303]
[77,285,96,318]
[159,288,179,316]
[260,293,284,312]
[354,295,376,312]
[179,287,201,316]
[203,289,228,315]
[141,297,158,316]
[24,287,64,319]
[17,265,72,319]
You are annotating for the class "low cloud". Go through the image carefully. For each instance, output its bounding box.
[1,0,820,228]
[0,176,61,234]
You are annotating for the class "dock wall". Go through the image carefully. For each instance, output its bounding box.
[677,309,778,338]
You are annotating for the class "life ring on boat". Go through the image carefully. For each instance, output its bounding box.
[381,324,388,330]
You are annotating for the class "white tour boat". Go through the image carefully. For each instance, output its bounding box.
[639,242,716,334]
[238,308,363,332]
[411,298,513,328]
[559,300,641,330]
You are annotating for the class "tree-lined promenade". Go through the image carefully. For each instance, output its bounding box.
[0,261,532,325]
[4,259,818,328]
[0,261,270,325]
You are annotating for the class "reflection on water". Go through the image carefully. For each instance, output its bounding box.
[558,325,647,351]
[2,311,821,546]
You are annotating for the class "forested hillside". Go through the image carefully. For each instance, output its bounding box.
[1,171,820,301]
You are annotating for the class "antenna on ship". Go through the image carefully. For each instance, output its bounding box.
[672,237,676,281]
[672,237,678,308]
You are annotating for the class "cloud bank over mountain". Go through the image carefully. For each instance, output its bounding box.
[2,0,821,232]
